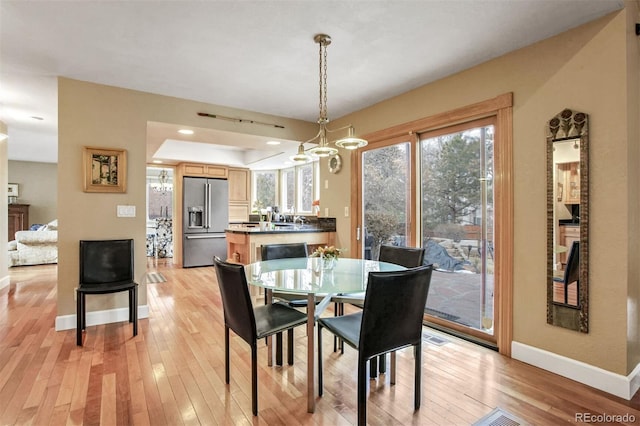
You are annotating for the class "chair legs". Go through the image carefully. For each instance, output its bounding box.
[414,344,421,410]
[317,324,323,397]
[76,286,138,346]
[76,291,84,346]
[287,329,294,365]
[317,327,417,425]
[357,358,367,426]
[225,326,230,384]
[276,333,283,365]
[251,343,258,416]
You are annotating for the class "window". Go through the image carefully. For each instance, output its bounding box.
[252,161,319,214]
[281,168,295,213]
[252,170,277,211]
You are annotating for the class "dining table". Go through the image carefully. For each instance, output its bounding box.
[245,257,406,413]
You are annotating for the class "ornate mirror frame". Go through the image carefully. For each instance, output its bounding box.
[546,108,589,333]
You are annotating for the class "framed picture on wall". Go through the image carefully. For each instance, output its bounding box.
[83,147,127,193]
[7,183,19,197]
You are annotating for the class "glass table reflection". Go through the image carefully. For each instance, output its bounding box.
[245,257,406,413]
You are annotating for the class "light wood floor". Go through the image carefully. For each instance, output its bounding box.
[2,261,639,425]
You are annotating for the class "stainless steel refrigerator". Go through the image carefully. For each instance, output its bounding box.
[183,177,229,267]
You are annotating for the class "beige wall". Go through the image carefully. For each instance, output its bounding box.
[8,161,57,226]
[322,8,638,376]
[57,6,638,377]
[625,0,640,372]
[57,79,317,317]
[0,121,8,287]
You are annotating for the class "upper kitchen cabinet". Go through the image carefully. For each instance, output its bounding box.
[228,168,250,222]
[228,168,250,203]
[178,163,228,179]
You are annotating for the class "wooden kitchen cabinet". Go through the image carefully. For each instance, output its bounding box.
[8,204,29,241]
[228,168,250,202]
[557,162,580,205]
[228,167,250,222]
[178,163,228,179]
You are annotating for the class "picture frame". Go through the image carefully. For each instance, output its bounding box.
[7,183,19,197]
[83,147,127,193]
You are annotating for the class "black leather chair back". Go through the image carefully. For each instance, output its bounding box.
[213,257,257,344]
[378,245,425,268]
[261,243,308,261]
[80,239,134,285]
[564,241,580,284]
[359,265,433,360]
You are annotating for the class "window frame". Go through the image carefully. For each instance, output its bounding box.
[252,160,319,215]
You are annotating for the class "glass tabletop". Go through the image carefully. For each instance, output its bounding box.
[245,257,406,294]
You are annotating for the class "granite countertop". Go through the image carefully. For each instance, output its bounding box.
[227,217,336,234]
[225,224,333,234]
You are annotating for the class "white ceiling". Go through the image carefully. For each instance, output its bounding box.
[0,0,623,169]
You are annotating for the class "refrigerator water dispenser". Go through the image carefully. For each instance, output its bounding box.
[187,206,204,228]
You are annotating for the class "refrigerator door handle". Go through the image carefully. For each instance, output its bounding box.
[204,183,210,229]
[185,234,226,240]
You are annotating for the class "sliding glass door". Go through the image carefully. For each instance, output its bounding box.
[361,139,412,260]
[420,120,495,339]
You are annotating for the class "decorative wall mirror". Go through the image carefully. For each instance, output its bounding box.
[546,108,589,333]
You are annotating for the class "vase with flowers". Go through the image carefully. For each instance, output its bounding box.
[311,245,343,270]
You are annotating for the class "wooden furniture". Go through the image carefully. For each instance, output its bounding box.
[8,203,29,241]
[226,228,334,265]
[228,167,250,222]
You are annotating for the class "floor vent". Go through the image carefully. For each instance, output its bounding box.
[423,331,449,346]
[473,408,527,426]
[145,272,167,283]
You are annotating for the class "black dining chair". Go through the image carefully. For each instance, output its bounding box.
[554,240,579,305]
[333,244,426,377]
[261,242,309,308]
[317,265,434,426]
[213,256,307,416]
[260,242,309,365]
[76,239,138,346]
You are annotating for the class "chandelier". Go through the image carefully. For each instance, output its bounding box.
[153,169,170,195]
[290,34,368,163]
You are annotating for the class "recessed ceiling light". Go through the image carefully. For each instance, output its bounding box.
[31,116,44,120]
[266,140,281,145]
[178,129,194,135]
[153,160,163,164]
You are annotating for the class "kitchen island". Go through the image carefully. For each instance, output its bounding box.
[225,221,335,265]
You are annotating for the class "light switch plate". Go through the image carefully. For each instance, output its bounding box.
[324,207,329,217]
[344,206,349,217]
[117,205,136,217]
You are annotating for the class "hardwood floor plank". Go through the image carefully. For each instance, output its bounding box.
[2,262,640,425]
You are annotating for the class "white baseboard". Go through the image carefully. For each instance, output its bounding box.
[0,274,9,291]
[55,305,149,331]
[512,341,640,400]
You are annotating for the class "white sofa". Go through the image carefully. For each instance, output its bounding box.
[8,220,58,267]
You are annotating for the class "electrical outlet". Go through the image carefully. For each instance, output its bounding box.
[344,206,349,217]
[324,207,329,217]
[324,179,329,189]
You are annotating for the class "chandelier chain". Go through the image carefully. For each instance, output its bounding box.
[318,37,328,122]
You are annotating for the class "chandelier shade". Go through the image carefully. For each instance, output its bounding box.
[296,33,367,160]
[290,143,313,163]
